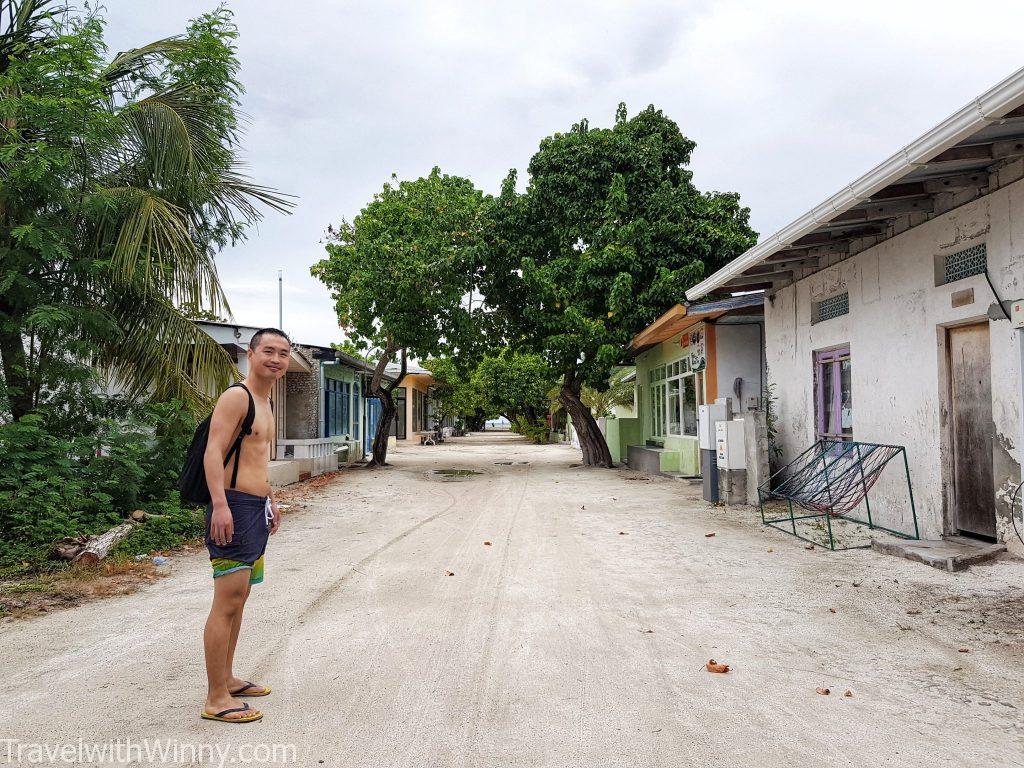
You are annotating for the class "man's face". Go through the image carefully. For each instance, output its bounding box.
[248,334,290,380]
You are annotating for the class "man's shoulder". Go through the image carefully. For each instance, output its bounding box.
[215,385,251,413]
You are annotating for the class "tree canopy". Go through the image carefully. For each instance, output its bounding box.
[480,104,756,464]
[312,168,488,464]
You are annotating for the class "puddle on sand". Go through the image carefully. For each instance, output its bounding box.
[427,468,483,480]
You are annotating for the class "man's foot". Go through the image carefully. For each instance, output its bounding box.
[228,677,271,697]
[203,694,261,722]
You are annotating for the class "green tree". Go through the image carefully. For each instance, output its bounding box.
[0,1,291,420]
[312,168,487,466]
[472,350,555,427]
[582,367,635,418]
[423,356,487,431]
[481,104,756,465]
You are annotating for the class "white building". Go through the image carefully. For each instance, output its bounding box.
[688,68,1024,554]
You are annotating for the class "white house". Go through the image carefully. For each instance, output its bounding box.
[688,68,1024,555]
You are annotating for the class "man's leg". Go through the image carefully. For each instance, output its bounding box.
[204,569,260,718]
[225,582,263,694]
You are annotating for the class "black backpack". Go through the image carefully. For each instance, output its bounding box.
[179,383,256,506]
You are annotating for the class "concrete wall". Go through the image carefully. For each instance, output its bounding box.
[285,368,319,440]
[765,177,1024,549]
[604,416,642,464]
[715,323,765,414]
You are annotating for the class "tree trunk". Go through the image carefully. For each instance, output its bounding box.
[364,341,407,468]
[560,373,613,467]
[53,522,137,565]
[369,390,395,467]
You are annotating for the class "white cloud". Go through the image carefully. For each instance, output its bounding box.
[101,0,1023,346]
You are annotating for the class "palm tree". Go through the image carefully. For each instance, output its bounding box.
[581,367,636,418]
[0,1,291,419]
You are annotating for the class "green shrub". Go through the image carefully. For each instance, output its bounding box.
[0,400,200,568]
[514,416,550,444]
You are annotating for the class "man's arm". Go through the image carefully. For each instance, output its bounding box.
[268,402,281,534]
[204,387,248,546]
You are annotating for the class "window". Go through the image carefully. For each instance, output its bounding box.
[412,389,428,432]
[324,377,351,438]
[390,389,407,439]
[812,292,849,325]
[940,243,987,285]
[649,355,702,438]
[815,347,852,440]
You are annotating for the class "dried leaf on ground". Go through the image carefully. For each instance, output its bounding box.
[444,570,455,577]
[483,541,492,546]
[958,647,970,653]
[619,531,628,536]
[706,659,730,673]
[805,544,815,550]
[844,690,853,698]
[816,687,830,695]
[705,533,716,538]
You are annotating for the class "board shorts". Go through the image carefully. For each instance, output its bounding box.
[206,489,272,585]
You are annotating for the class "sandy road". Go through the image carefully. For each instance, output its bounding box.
[2,432,1023,767]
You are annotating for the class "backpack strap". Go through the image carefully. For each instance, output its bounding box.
[222,383,256,489]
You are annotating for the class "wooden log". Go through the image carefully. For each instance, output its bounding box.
[71,522,137,565]
[129,509,168,522]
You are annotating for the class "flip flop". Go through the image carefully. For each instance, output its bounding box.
[201,703,263,723]
[230,681,271,697]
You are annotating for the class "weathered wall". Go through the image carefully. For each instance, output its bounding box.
[285,370,319,440]
[714,323,765,413]
[765,177,1024,548]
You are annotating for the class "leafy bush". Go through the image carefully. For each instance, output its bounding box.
[514,416,550,444]
[0,400,200,568]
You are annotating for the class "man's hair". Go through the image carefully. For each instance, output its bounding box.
[249,327,291,351]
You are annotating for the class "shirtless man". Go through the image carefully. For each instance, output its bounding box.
[200,328,289,724]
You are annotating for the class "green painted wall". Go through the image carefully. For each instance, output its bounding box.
[604,416,641,464]
[632,330,702,476]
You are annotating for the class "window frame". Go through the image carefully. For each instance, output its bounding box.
[814,346,852,441]
[649,355,703,439]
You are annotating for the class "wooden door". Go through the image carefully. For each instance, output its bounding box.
[948,323,996,538]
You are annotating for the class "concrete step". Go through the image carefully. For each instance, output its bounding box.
[871,535,1006,572]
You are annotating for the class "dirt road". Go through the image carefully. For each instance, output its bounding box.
[2,433,1023,767]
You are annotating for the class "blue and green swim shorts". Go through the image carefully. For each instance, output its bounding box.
[205,489,272,585]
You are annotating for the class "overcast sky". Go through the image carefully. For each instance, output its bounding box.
[102,0,1022,346]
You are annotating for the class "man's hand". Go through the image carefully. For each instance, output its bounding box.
[210,503,234,546]
[270,501,281,535]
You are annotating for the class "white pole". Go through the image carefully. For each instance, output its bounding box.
[278,269,283,329]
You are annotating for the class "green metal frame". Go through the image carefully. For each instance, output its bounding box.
[757,440,919,551]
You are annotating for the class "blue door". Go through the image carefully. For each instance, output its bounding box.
[364,397,381,455]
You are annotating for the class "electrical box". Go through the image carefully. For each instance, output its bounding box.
[1012,298,1024,329]
[716,420,746,470]
[698,402,728,450]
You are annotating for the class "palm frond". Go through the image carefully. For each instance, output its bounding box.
[96,287,237,412]
[91,186,227,315]
[101,38,189,89]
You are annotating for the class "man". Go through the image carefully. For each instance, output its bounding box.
[200,328,289,724]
